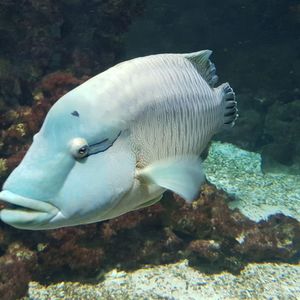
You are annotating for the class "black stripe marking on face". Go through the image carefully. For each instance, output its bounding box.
[71,111,80,117]
[88,131,122,156]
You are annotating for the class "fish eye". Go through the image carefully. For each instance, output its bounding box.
[78,145,88,156]
[70,138,89,159]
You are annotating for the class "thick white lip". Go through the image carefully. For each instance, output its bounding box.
[0,190,58,213]
[0,190,59,229]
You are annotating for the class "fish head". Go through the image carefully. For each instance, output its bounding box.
[0,89,136,230]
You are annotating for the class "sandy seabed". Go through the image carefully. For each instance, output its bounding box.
[204,142,300,222]
[26,259,300,300]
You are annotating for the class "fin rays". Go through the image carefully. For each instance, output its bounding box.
[184,50,218,87]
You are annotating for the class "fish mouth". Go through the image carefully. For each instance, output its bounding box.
[0,190,59,229]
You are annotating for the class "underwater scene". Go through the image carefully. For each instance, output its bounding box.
[0,0,299,299]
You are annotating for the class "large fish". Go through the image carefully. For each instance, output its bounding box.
[0,50,237,230]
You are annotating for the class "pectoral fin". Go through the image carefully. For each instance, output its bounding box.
[136,156,205,202]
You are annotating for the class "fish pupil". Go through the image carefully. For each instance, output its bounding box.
[78,146,88,155]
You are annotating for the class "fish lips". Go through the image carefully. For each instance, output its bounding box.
[0,190,59,229]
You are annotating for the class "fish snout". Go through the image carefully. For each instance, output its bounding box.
[0,190,59,229]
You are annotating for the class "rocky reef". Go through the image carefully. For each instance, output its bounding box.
[0,0,145,107]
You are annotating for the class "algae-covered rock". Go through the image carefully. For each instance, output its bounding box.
[0,242,37,300]
[0,0,146,106]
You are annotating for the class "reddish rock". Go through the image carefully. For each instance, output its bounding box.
[0,243,37,300]
[38,226,104,276]
[188,239,221,262]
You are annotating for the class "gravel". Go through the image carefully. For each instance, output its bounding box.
[26,260,300,300]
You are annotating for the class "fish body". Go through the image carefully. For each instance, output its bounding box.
[0,50,237,229]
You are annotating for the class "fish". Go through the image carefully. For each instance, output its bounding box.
[0,50,237,230]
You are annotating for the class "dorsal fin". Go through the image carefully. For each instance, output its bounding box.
[183,50,218,87]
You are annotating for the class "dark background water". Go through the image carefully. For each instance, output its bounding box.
[124,0,300,172]
[126,0,299,91]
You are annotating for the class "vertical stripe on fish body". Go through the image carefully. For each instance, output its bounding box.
[103,50,236,166]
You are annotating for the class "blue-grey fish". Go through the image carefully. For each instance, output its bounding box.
[0,50,237,230]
